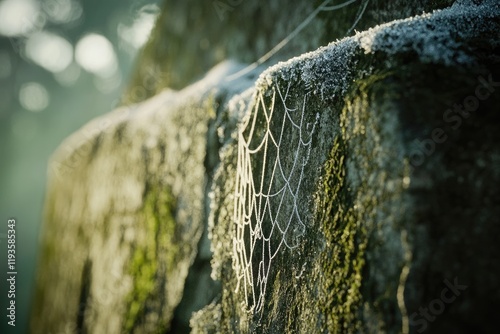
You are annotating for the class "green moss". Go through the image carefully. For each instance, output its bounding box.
[311,69,405,333]
[315,135,368,333]
[123,185,178,333]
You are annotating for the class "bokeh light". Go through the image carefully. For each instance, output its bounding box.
[0,0,43,37]
[18,82,50,112]
[25,31,73,73]
[75,33,118,77]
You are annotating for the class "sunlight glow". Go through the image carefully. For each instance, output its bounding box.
[0,0,42,37]
[75,33,118,77]
[118,4,159,49]
[25,31,73,73]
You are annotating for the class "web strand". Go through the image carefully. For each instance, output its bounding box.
[233,83,319,312]
[225,0,360,82]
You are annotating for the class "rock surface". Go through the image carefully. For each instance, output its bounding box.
[31,0,500,333]
[125,0,455,102]
[30,62,260,333]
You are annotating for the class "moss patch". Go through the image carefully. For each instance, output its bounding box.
[315,135,368,333]
[123,184,178,333]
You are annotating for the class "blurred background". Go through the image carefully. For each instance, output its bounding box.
[0,0,162,332]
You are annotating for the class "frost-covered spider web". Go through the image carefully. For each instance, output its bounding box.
[232,83,319,312]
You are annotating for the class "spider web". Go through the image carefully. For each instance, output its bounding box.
[232,83,319,312]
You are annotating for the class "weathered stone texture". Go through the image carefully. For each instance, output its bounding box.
[31,63,258,333]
